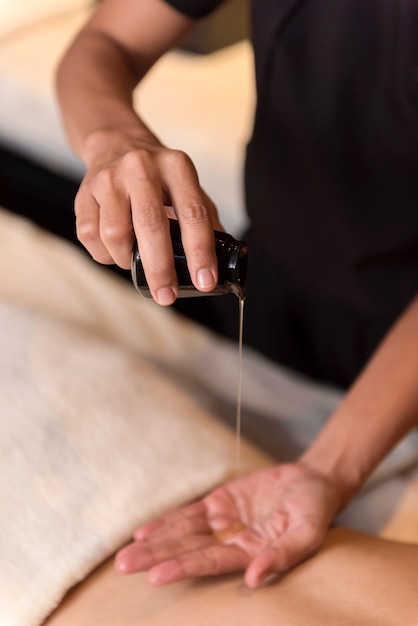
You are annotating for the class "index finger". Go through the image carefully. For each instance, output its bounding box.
[147,543,250,586]
[133,501,209,540]
[131,181,178,305]
[163,150,219,293]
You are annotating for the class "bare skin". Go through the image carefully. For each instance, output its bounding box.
[56,0,222,305]
[115,464,341,588]
[56,0,418,588]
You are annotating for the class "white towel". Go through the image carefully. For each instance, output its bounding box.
[0,300,269,626]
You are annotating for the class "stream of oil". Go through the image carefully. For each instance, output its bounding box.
[234,297,245,477]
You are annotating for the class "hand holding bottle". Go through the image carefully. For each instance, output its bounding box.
[75,127,224,305]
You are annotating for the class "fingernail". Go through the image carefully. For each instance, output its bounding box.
[114,552,131,575]
[156,287,176,306]
[114,557,128,574]
[197,268,215,289]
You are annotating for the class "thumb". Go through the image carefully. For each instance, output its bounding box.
[244,527,323,588]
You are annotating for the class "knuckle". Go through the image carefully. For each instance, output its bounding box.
[164,148,192,168]
[122,148,151,173]
[93,167,118,193]
[101,221,128,246]
[76,218,98,246]
[121,148,154,178]
[146,259,173,280]
[135,206,166,231]
[180,201,210,225]
[162,149,199,179]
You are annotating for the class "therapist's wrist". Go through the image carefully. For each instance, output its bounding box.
[81,124,162,167]
[299,440,366,514]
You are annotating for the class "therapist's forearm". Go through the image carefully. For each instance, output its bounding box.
[56,30,153,164]
[301,294,418,510]
[56,0,196,165]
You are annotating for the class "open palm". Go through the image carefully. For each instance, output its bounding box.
[115,463,342,587]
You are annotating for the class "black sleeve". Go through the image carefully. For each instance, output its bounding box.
[162,0,225,19]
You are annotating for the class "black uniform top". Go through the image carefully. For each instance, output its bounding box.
[167,0,418,388]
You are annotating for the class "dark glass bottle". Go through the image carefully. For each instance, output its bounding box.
[131,219,248,300]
